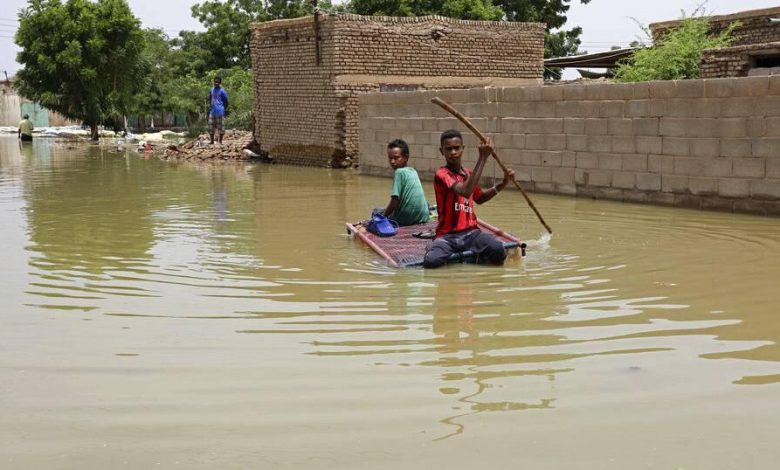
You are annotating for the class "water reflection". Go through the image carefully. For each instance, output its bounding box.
[2,136,780,466]
[21,145,159,312]
[431,280,556,440]
[18,140,34,159]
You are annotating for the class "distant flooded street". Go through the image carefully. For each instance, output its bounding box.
[1,135,780,469]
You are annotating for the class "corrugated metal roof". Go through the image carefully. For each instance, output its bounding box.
[544,47,637,68]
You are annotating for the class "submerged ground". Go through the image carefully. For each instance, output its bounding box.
[1,136,779,469]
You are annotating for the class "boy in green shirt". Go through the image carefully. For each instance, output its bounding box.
[382,139,430,226]
[18,114,33,142]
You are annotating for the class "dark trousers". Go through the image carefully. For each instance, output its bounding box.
[20,134,32,142]
[423,229,507,269]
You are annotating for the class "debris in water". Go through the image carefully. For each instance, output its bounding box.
[162,130,272,162]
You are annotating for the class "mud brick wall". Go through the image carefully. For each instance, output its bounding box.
[650,7,780,46]
[250,17,341,166]
[650,7,780,80]
[700,42,780,78]
[329,15,542,78]
[359,76,780,216]
[250,14,543,166]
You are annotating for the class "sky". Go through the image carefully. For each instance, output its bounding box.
[2,0,779,79]
[1,0,204,78]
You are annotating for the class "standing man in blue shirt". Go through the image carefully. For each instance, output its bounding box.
[207,75,229,145]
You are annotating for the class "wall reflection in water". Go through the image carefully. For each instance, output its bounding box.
[3,136,780,460]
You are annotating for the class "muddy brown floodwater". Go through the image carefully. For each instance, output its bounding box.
[1,136,779,469]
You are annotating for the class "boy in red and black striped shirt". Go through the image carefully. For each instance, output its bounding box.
[423,129,514,269]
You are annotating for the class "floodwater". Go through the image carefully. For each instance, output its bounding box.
[1,136,779,469]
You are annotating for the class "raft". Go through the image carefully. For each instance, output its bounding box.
[346,218,524,268]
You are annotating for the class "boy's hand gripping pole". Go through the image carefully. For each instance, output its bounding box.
[430,97,552,235]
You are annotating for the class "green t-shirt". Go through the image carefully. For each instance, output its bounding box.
[390,166,430,226]
[19,119,33,135]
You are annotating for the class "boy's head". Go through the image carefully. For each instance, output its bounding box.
[213,76,222,87]
[23,114,29,119]
[440,129,464,167]
[387,139,409,170]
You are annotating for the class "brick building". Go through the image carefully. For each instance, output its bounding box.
[650,6,780,78]
[249,13,544,166]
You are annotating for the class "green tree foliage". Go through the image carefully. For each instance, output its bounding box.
[614,17,738,82]
[162,67,255,136]
[349,0,503,20]
[476,0,593,75]
[544,26,581,79]
[166,31,211,78]
[14,0,146,140]
[495,0,586,26]
[265,0,321,21]
[187,0,266,71]
[130,28,173,131]
[160,74,205,135]
[218,68,254,131]
[173,0,331,76]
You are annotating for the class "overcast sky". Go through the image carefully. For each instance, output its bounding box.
[2,0,779,79]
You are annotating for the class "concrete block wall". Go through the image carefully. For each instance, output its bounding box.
[250,14,543,166]
[359,76,780,215]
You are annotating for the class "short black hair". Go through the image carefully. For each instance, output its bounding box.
[440,129,462,146]
[387,138,409,157]
[214,76,222,83]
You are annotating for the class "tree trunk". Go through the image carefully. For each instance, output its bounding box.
[90,123,99,141]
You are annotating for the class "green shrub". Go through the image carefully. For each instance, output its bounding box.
[614,17,738,82]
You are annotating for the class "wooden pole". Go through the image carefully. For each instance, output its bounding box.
[430,97,552,235]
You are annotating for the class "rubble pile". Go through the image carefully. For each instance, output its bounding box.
[162,130,270,162]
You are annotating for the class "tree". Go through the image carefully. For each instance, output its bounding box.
[544,27,581,79]
[174,0,331,76]
[130,28,173,132]
[217,67,254,131]
[187,0,266,71]
[159,67,254,136]
[160,73,207,136]
[349,0,503,20]
[265,0,321,21]
[15,0,147,140]
[614,16,738,82]
[167,31,212,78]
[494,0,587,27]
[474,0,594,69]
